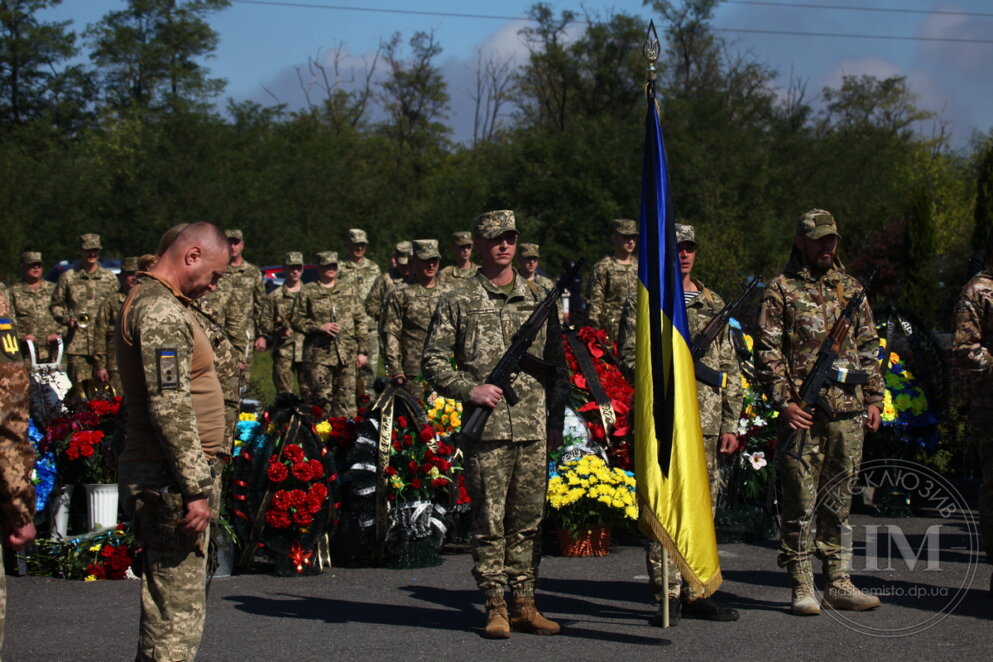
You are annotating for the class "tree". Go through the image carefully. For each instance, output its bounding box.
[973,138,993,252]
[87,0,229,113]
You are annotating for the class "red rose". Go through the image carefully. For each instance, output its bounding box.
[419,425,434,442]
[283,444,305,463]
[66,444,80,461]
[430,477,449,488]
[420,463,433,474]
[396,416,408,428]
[267,460,289,483]
[436,442,451,456]
[86,563,106,580]
[408,460,419,474]
[433,459,451,472]
[79,443,95,458]
[271,490,292,510]
[292,509,313,526]
[403,433,413,448]
[410,478,422,489]
[310,405,324,418]
[99,545,113,558]
[384,465,397,476]
[392,441,401,451]
[292,461,314,482]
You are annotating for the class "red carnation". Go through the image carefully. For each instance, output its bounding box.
[283,444,305,463]
[291,461,314,482]
[271,490,292,510]
[308,459,324,478]
[265,509,291,528]
[288,489,308,509]
[292,509,313,526]
[267,460,289,483]
[308,483,328,501]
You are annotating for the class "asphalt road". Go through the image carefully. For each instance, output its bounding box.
[4,510,991,662]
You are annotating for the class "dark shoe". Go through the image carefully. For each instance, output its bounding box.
[650,598,682,626]
[681,596,740,622]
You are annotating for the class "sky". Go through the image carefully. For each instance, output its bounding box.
[44,1,993,150]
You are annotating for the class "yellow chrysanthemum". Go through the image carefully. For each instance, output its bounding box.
[238,412,256,422]
[625,505,639,520]
[84,575,97,582]
[89,544,101,552]
[314,420,332,441]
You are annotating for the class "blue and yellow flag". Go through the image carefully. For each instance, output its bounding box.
[634,90,722,597]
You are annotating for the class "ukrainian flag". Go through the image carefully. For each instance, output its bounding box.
[634,87,722,597]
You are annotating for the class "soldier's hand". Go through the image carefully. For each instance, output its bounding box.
[782,402,813,431]
[47,333,61,344]
[356,353,368,369]
[4,521,36,551]
[865,404,881,433]
[719,433,738,454]
[471,384,503,408]
[179,497,211,537]
[23,333,37,344]
[96,369,109,383]
[320,322,340,336]
[254,337,268,352]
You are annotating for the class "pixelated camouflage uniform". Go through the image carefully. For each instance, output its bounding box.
[438,261,478,285]
[261,283,305,397]
[532,273,555,293]
[197,279,246,447]
[1,284,36,652]
[586,256,638,341]
[291,280,368,418]
[116,273,225,662]
[9,279,62,363]
[50,264,119,383]
[93,289,126,394]
[952,269,993,562]
[223,260,265,360]
[422,272,567,599]
[381,279,450,381]
[365,268,407,327]
[755,259,883,583]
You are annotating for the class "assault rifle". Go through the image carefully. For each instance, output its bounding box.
[458,259,584,444]
[690,276,761,389]
[781,266,879,458]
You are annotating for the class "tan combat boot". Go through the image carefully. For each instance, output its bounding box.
[510,596,561,635]
[483,597,511,639]
[787,561,820,616]
[823,576,881,611]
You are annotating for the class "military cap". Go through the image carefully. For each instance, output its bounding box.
[121,256,140,272]
[395,241,413,265]
[225,229,244,241]
[675,224,697,246]
[519,243,541,259]
[283,251,304,266]
[610,219,639,236]
[21,251,42,265]
[413,239,441,260]
[472,210,518,239]
[796,208,840,240]
[79,233,102,250]
[452,231,473,247]
[348,228,368,244]
[316,251,339,266]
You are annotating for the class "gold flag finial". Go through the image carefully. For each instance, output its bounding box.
[643,20,660,83]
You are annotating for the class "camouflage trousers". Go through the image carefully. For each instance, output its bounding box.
[67,354,97,384]
[304,361,356,418]
[464,438,546,599]
[119,460,222,662]
[969,407,993,562]
[0,363,30,656]
[648,434,721,601]
[271,342,304,398]
[777,412,864,576]
[359,328,379,389]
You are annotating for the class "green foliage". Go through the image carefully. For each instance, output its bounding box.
[974,137,993,251]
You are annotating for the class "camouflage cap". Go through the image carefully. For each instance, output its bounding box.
[348,228,368,244]
[225,229,244,241]
[796,208,840,240]
[675,223,697,246]
[518,243,540,259]
[610,218,639,236]
[316,251,339,266]
[121,256,140,272]
[283,251,304,266]
[21,251,42,265]
[395,241,412,265]
[413,239,441,260]
[452,231,473,247]
[79,233,102,250]
[472,210,518,239]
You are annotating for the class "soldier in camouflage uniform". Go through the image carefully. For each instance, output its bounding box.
[423,210,567,639]
[195,275,246,450]
[366,241,413,339]
[260,252,307,397]
[755,209,883,615]
[10,251,63,364]
[516,243,556,293]
[951,240,993,593]
[382,240,448,397]
[50,233,120,384]
[94,257,140,394]
[438,230,478,285]
[1,284,37,653]
[622,225,741,624]
[223,229,266,378]
[340,229,382,402]
[115,223,229,662]
[586,219,638,341]
[292,251,369,418]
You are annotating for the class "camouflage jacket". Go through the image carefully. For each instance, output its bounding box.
[261,284,304,363]
[952,270,993,402]
[199,277,250,362]
[0,285,35,529]
[340,258,382,301]
[365,268,407,324]
[291,281,368,366]
[50,265,119,356]
[93,290,126,372]
[382,279,450,378]
[189,298,241,404]
[224,260,265,340]
[755,263,884,415]
[586,255,638,340]
[422,272,568,442]
[533,273,556,293]
[438,262,478,285]
[9,280,62,348]
[116,275,218,497]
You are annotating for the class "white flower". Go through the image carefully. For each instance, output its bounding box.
[747,451,767,470]
[753,417,767,428]
[737,418,749,436]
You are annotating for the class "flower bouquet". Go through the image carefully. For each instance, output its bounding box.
[42,397,122,485]
[26,523,136,581]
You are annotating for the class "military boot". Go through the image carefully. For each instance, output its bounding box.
[509,596,561,635]
[787,561,820,616]
[483,597,511,639]
[823,576,881,611]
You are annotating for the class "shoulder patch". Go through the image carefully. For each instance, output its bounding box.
[157,348,179,390]
[1,318,19,361]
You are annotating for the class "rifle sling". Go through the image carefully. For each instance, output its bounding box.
[565,331,616,434]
